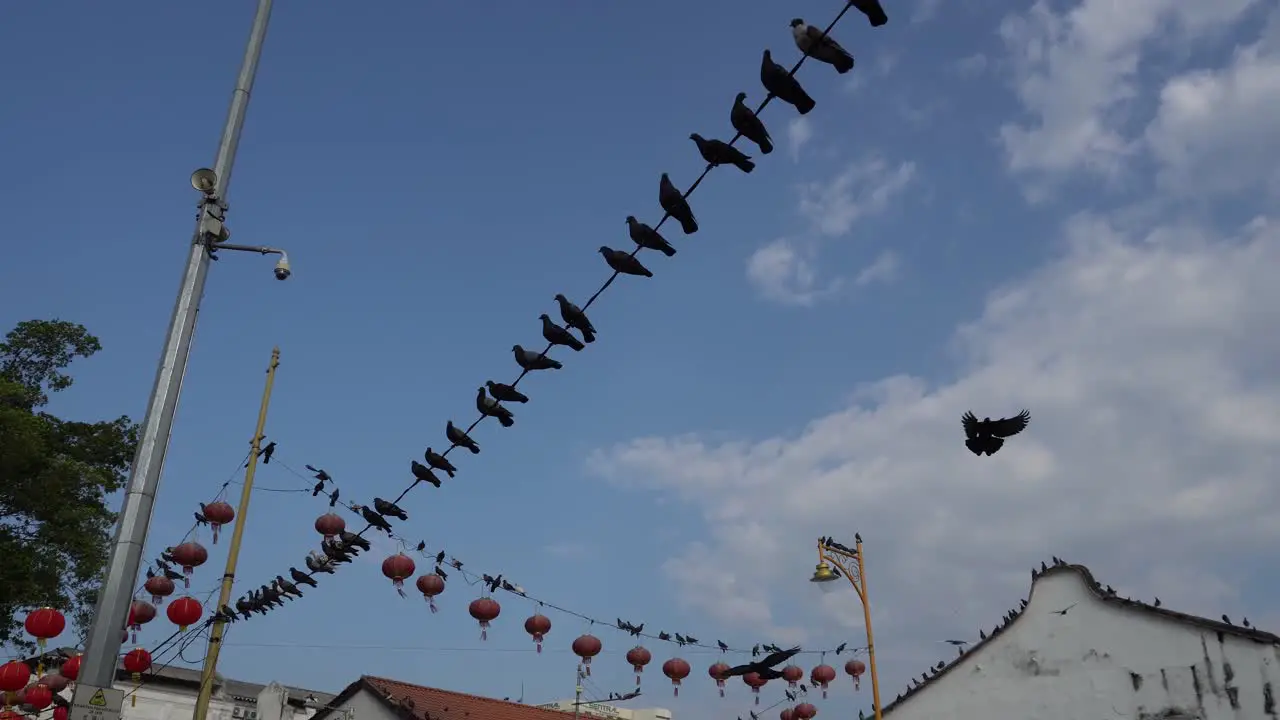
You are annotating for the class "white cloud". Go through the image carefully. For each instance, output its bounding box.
[543,541,592,560]
[799,159,916,237]
[787,117,814,162]
[952,53,989,77]
[853,250,900,287]
[591,210,1280,686]
[997,0,1259,186]
[745,238,838,307]
[911,0,942,25]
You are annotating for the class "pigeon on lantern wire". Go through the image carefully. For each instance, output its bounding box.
[373,497,408,521]
[289,567,318,588]
[321,538,354,564]
[476,386,516,427]
[234,597,254,620]
[513,344,563,371]
[599,246,653,277]
[625,216,677,258]
[411,460,443,488]
[305,464,331,483]
[658,173,698,235]
[791,19,854,74]
[731,93,773,155]
[690,133,755,173]
[961,409,1030,456]
[760,50,816,115]
[447,420,482,454]
[354,504,395,535]
[540,313,586,352]
[720,646,803,678]
[276,575,303,598]
[849,0,889,27]
[424,447,458,476]
[485,380,529,404]
[341,530,372,552]
[553,294,596,344]
[305,551,336,574]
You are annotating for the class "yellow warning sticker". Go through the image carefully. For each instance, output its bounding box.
[88,690,107,707]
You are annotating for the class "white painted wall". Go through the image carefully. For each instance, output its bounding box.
[47,680,318,720]
[537,699,673,720]
[886,571,1280,720]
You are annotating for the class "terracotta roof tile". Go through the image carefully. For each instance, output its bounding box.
[362,675,578,720]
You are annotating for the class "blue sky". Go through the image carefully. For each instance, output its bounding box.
[4,0,1280,718]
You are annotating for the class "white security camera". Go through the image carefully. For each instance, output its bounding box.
[274,257,291,281]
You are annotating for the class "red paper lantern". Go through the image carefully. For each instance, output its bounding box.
[39,673,68,693]
[144,574,175,606]
[709,662,731,697]
[24,608,66,652]
[744,672,768,705]
[782,664,804,687]
[571,634,602,675]
[468,598,501,641]
[8,688,25,707]
[523,614,552,654]
[170,542,208,587]
[661,658,690,697]
[794,702,818,719]
[0,661,31,693]
[54,706,69,720]
[123,649,152,708]
[58,656,80,683]
[202,501,235,544]
[24,684,53,711]
[166,596,203,630]
[844,659,866,690]
[381,553,416,594]
[314,513,345,541]
[415,573,445,613]
[810,664,837,698]
[780,709,795,720]
[626,646,652,686]
[0,709,22,720]
[128,600,157,644]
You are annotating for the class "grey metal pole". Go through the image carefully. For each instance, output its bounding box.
[78,0,274,689]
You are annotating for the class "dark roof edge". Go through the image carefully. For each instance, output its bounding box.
[308,678,374,720]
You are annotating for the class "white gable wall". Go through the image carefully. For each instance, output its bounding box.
[885,570,1279,720]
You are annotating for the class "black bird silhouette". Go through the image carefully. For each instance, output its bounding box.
[234,597,254,620]
[373,497,408,521]
[835,642,847,654]
[290,567,318,588]
[194,510,208,526]
[513,345,563,371]
[486,380,530,403]
[721,647,802,678]
[311,481,325,497]
[1222,615,1232,625]
[258,441,276,464]
[341,530,371,552]
[658,174,698,235]
[435,550,446,564]
[540,314,586,352]
[717,640,729,652]
[730,93,773,154]
[658,631,671,641]
[328,488,340,507]
[446,421,481,454]
[411,460,443,488]
[322,539,354,563]
[553,295,596,344]
[849,0,889,27]
[626,216,677,257]
[942,639,968,647]
[276,575,303,598]
[790,19,855,74]
[690,133,754,173]
[760,50,816,115]
[305,464,331,483]
[599,246,653,278]
[961,410,1030,456]
[356,504,394,535]
[476,387,516,427]
[424,448,457,477]
[1050,603,1077,616]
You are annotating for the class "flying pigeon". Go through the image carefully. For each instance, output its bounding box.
[849,0,889,27]
[476,386,516,427]
[690,133,754,173]
[541,313,585,352]
[447,420,481,454]
[730,93,772,154]
[373,497,408,521]
[791,19,854,74]
[720,647,803,678]
[658,173,697,235]
[599,247,653,277]
[626,216,677,257]
[513,344,563,371]
[961,410,1031,456]
[304,464,331,483]
[553,294,596,344]
[424,447,457,476]
[485,380,529,404]
[411,460,443,488]
[760,50,816,115]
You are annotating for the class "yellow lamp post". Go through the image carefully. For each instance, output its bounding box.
[810,534,884,720]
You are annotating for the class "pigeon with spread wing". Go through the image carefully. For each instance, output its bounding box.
[961,410,1030,456]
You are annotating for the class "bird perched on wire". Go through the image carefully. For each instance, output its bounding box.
[514,345,563,371]
[849,0,889,27]
[626,216,677,257]
[691,133,755,173]
[554,294,596,344]
[424,447,458,476]
[476,386,516,427]
[541,313,585,352]
[731,93,773,155]
[447,420,482,454]
[961,410,1031,456]
[484,380,529,405]
[290,567,318,588]
[658,174,698,235]
[599,247,653,278]
[373,497,408,521]
[790,18,854,74]
[760,50,816,115]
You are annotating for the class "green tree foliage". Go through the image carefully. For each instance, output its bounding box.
[0,320,138,650]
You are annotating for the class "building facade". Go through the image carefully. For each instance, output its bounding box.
[883,563,1280,720]
[536,699,672,720]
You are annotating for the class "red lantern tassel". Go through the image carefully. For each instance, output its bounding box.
[673,685,680,697]
[719,686,725,698]
[536,638,543,654]
[183,570,191,589]
[132,672,140,707]
[855,678,861,691]
[822,688,828,699]
[584,658,592,676]
[428,598,438,614]
[635,673,642,686]
[212,525,220,544]
[479,621,488,641]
